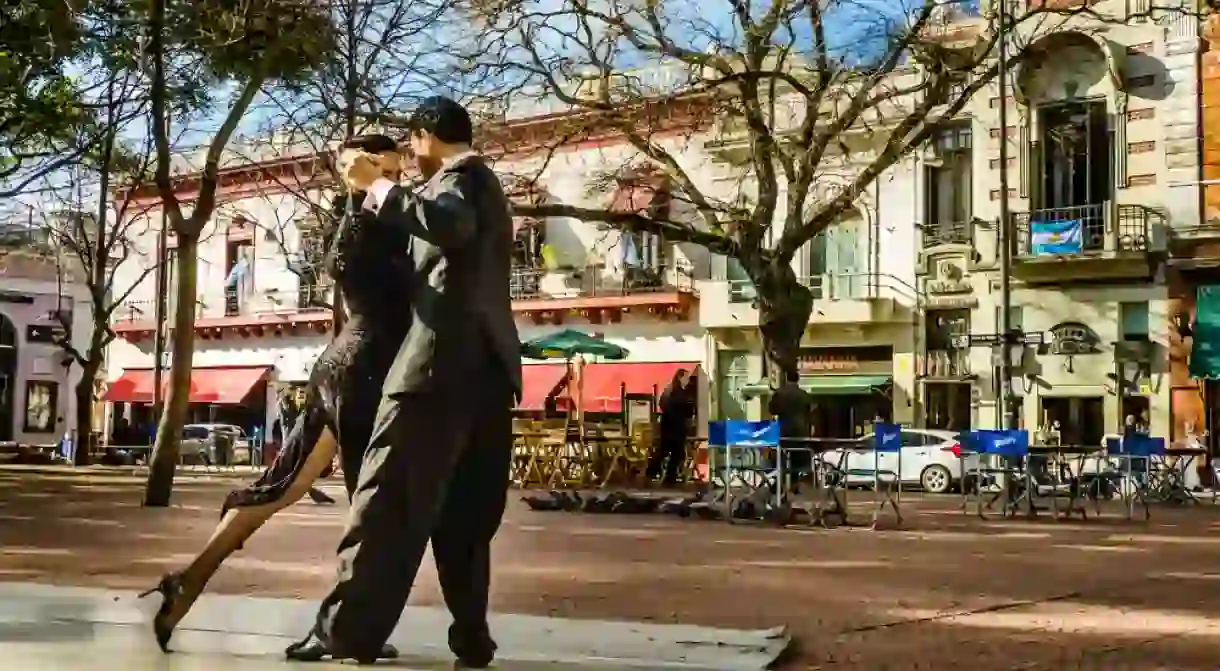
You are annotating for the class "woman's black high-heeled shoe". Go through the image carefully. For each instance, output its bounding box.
[138,572,185,653]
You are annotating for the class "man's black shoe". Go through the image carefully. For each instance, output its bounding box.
[284,631,398,665]
[449,625,497,668]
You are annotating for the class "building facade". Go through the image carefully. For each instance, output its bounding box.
[917,2,1203,447]
[104,96,718,436]
[0,246,93,445]
[1168,14,1220,460]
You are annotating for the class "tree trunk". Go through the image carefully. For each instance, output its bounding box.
[752,259,814,385]
[72,360,99,466]
[143,233,199,507]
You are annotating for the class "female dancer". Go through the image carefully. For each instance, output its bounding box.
[139,150,413,657]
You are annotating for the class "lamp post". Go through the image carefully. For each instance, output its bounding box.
[996,0,1016,430]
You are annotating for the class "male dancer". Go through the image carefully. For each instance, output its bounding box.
[287,96,521,667]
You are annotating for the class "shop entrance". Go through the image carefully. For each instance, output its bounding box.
[924,382,972,432]
[1039,396,1104,446]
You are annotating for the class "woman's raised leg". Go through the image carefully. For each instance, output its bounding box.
[140,425,339,652]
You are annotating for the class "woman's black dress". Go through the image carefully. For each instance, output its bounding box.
[222,201,413,514]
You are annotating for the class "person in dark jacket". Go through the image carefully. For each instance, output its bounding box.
[768,371,814,480]
[648,369,696,486]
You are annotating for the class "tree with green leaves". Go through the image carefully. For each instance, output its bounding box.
[141,0,339,506]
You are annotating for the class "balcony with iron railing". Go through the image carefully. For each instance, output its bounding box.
[916,348,973,380]
[112,284,334,326]
[510,260,699,322]
[1010,203,1159,282]
[701,270,917,328]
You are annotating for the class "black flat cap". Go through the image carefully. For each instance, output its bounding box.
[404,95,474,144]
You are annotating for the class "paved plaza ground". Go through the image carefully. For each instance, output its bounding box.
[1,466,1219,669]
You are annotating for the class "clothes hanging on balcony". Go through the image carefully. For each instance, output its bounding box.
[225,256,249,288]
[620,231,641,268]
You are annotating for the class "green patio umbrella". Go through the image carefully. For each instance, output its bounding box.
[519,328,629,361]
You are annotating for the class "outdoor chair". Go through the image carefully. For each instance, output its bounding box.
[600,422,651,488]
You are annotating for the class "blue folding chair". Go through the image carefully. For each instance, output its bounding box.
[1104,434,1166,520]
[705,420,781,522]
[869,423,903,529]
[965,429,1030,519]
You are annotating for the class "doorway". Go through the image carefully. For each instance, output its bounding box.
[0,314,15,440]
[1040,396,1104,446]
[925,382,972,431]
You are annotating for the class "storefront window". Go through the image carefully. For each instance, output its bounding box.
[717,351,750,420]
[23,380,57,433]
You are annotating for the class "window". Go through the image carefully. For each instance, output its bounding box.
[622,229,669,289]
[1035,100,1111,250]
[224,240,254,316]
[23,380,57,433]
[297,227,328,309]
[926,309,970,350]
[802,214,863,299]
[717,351,750,420]
[923,123,972,246]
[1120,301,1150,341]
[995,305,1023,334]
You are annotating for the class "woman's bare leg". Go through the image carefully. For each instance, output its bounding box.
[156,426,338,634]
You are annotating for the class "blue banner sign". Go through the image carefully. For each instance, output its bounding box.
[723,420,780,447]
[873,422,901,453]
[966,429,1029,457]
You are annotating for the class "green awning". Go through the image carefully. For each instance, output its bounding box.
[800,374,892,395]
[1189,285,1220,379]
[739,374,891,397]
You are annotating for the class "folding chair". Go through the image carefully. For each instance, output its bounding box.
[870,423,903,530]
[964,429,1031,519]
[601,423,652,488]
[1105,435,1165,520]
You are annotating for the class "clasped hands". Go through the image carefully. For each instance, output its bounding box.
[339,149,398,192]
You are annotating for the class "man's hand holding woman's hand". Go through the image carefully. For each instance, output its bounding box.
[340,149,397,192]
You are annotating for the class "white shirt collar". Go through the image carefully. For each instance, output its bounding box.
[440,149,478,173]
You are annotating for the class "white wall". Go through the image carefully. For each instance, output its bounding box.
[0,277,92,444]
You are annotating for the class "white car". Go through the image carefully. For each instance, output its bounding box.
[820,429,980,494]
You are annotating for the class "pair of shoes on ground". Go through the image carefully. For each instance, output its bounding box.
[284,625,496,668]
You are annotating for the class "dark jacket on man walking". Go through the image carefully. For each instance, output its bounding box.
[307,96,521,668]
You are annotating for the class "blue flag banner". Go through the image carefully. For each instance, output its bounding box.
[1030,219,1084,256]
[873,422,901,453]
[724,420,780,447]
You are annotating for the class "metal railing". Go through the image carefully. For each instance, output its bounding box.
[509,261,696,301]
[1012,203,1151,257]
[724,271,919,306]
[917,349,972,378]
[115,285,333,323]
[921,220,973,248]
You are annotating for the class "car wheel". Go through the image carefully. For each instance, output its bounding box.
[920,464,952,494]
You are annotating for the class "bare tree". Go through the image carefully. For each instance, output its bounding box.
[40,156,165,465]
[141,0,340,506]
[220,0,462,313]
[464,0,1197,380]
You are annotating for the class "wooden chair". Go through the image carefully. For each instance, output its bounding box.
[601,422,653,488]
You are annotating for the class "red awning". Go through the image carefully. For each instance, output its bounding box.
[103,366,271,405]
[575,362,697,413]
[517,363,570,411]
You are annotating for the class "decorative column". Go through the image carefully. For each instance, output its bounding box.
[1113,91,1129,191]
